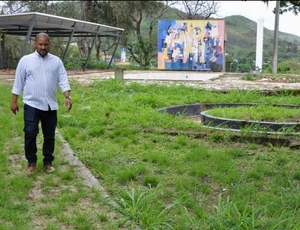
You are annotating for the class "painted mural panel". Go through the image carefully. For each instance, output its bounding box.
[158,20,225,71]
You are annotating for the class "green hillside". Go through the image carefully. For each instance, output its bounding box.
[141,8,299,72]
[223,15,300,66]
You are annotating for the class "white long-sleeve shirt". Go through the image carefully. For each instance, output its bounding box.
[12,50,71,111]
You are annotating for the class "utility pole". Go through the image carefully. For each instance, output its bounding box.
[272,1,280,75]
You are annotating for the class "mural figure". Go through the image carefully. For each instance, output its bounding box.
[158,19,225,71]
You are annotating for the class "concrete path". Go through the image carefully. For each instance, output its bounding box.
[123,70,222,81]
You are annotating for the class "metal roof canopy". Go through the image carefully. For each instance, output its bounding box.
[0,12,124,70]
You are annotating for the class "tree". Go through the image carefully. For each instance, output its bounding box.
[0,1,83,66]
[277,1,300,14]
[249,0,300,14]
[175,0,220,20]
[243,1,299,74]
[259,1,300,74]
[78,1,91,57]
[1,0,82,17]
[80,1,122,61]
[86,1,221,67]
[119,1,174,66]
[271,1,280,75]
[85,1,176,67]
[242,1,299,73]
[1,1,28,14]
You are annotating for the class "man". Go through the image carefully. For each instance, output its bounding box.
[11,32,72,173]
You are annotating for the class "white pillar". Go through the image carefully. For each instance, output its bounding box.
[256,18,264,72]
[121,48,126,62]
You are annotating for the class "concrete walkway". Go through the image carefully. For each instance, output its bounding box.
[123,70,222,81]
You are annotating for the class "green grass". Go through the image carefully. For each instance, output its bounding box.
[0,83,127,229]
[206,104,300,122]
[241,73,262,81]
[2,78,300,229]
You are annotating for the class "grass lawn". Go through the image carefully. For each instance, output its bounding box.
[206,104,300,122]
[2,78,300,229]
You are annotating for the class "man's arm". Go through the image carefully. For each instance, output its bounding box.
[63,90,72,111]
[11,94,19,115]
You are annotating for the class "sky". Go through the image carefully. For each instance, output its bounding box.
[216,1,300,37]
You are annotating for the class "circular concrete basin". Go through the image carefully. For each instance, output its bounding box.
[158,103,300,134]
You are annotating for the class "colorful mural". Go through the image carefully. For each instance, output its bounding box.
[158,20,225,71]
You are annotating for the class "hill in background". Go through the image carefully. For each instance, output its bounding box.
[223,15,300,64]
[146,7,300,71]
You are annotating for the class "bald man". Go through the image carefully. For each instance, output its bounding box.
[11,32,72,173]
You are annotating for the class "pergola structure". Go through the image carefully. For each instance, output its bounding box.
[0,12,124,70]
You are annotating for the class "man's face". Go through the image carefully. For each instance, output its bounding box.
[35,36,50,57]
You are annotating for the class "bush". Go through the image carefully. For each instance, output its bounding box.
[277,58,300,74]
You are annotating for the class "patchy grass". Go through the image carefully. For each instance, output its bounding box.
[0,83,128,229]
[206,104,300,122]
[241,72,300,83]
[2,78,300,229]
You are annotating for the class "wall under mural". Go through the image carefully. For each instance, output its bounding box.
[158,19,225,71]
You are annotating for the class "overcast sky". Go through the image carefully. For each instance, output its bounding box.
[216,1,300,37]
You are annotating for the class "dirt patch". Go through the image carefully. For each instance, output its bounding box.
[2,69,300,90]
[2,72,299,94]
[222,73,300,83]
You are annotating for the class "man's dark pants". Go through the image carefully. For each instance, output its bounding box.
[23,104,57,165]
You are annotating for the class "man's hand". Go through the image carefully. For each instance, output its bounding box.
[65,98,72,112]
[11,102,19,115]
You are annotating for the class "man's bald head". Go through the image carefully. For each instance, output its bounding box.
[34,33,51,58]
[35,32,50,42]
